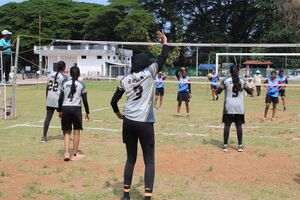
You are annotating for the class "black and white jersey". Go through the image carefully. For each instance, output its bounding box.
[46,72,68,108]
[220,77,250,115]
[118,63,158,123]
[62,80,87,107]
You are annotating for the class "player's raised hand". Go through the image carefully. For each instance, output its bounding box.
[157,31,167,45]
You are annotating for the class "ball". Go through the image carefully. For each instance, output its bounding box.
[207,73,212,80]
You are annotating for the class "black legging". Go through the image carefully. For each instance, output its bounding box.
[43,107,55,137]
[223,121,243,145]
[124,141,155,190]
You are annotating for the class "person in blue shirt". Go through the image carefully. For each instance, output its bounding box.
[277,70,288,111]
[0,30,14,83]
[263,70,283,121]
[175,67,191,116]
[154,71,167,109]
[208,68,219,101]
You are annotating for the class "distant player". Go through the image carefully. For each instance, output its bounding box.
[277,69,288,111]
[263,70,283,120]
[216,65,253,152]
[209,68,219,101]
[58,65,90,161]
[154,71,167,109]
[175,67,191,116]
[253,70,263,96]
[110,31,169,200]
[41,61,67,142]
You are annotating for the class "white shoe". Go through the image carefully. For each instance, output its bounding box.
[223,144,228,152]
[237,145,244,152]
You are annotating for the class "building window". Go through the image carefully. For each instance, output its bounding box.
[108,56,110,59]
[113,56,116,60]
[81,55,87,59]
[97,56,102,59]
[128,58,130,61]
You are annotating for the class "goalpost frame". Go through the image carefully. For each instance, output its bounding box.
[215,53,300,75]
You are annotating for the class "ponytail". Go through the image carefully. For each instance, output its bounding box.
[54,61,66,82]
[230,65,242,93]
[68,65,80,101]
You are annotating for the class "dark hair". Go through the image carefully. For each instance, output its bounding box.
[68,65,80,101]
[270,70,277,75]
[279,69,284,73]
[131,52,152,73]
[230,64,242,93]
[54,61,66,82]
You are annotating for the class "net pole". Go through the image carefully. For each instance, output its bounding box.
[196,47,199,77]
[11,36,20,119]
[215,53,219,74]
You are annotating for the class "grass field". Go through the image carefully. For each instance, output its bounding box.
[0,80,300,200]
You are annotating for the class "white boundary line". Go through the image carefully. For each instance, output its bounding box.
[5,124,119,132]
[5,120,44,129]
[204,125,300,130]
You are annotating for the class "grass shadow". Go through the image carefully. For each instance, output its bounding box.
[293,174,300,185]
[47,134,64,141]
[105,177,144,199]
[202,138,223,148]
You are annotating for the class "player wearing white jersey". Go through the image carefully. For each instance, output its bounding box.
[41,61,67,142]
[111,31,169,200]
[58,66,90,161]
[217,65,253,152]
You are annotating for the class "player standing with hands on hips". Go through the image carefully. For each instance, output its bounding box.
[111,31,169,200]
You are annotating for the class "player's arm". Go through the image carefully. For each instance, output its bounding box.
[263,79,268,89]
[175,70,180,80]
[243,81,253,95]
[57,90,64,113]
[81,87,90,121]
[216,80,225,94]
[111,85,125,120]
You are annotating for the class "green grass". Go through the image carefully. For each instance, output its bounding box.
[0,80,300,200]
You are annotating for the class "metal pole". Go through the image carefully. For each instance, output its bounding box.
[0,52,3,83]
[11,36,20,119]
[196,47,199,77]
[215,53,219,75]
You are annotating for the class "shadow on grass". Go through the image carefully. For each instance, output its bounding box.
[47,134,64,141]
[105,177,144,199]
[202,138,223,148]
[293,174,300,185]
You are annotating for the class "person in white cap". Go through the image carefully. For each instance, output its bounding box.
[0,30,14,83]
[253,70,263,96]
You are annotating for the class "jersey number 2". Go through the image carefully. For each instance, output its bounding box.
[48,80,58,92]
[133,85,143,100]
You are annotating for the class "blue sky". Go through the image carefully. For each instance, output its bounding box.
[0,0,109,6]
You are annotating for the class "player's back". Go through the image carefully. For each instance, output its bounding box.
[121,64,157,122]
[62,80,85,107]
[47,72,67,108]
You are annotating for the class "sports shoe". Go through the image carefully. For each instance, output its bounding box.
[262,117,266,121]
[283,107,286,111]
[121,197,130,200]
[71,152,85,161]
[176,113,180,117]
[40,135,47,142]
[216,95,219,101]
[64,152,71,161]
[237,145,243,152]
[223,144,228,152]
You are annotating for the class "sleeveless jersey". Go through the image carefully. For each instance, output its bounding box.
[266,78,282,97]
[211,73,219,86]
[155,75,165,89]
[277,75,287,90]
[178,76,190,92]
[46,72,68,108]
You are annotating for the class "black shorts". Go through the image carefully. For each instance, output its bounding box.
[265,95,279,104]
[177,92,190,102]
[279,90,286,97]
[222,114,245,124]
[61,106,83,131]
[122,117,154,145]
[46,106,59,112]
[211,85,217,90]
[155,88,164,96]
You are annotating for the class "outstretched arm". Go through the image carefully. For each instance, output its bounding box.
[156,31,170,72]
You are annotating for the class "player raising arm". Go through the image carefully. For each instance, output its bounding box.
[110,31,169,200]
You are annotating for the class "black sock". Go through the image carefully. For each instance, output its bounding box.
[144,196,151,200]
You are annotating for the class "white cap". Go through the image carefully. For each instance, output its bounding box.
[256,70,261,74]
[1,30,12,36]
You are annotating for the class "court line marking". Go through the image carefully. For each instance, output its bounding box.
[5,120,44,129]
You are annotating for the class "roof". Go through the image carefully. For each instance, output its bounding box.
[243,60,273,65]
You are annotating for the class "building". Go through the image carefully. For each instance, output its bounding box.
[34,44,133,78]
[243,60,273,77]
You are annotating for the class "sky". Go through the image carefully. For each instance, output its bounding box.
[0,0,109,6]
